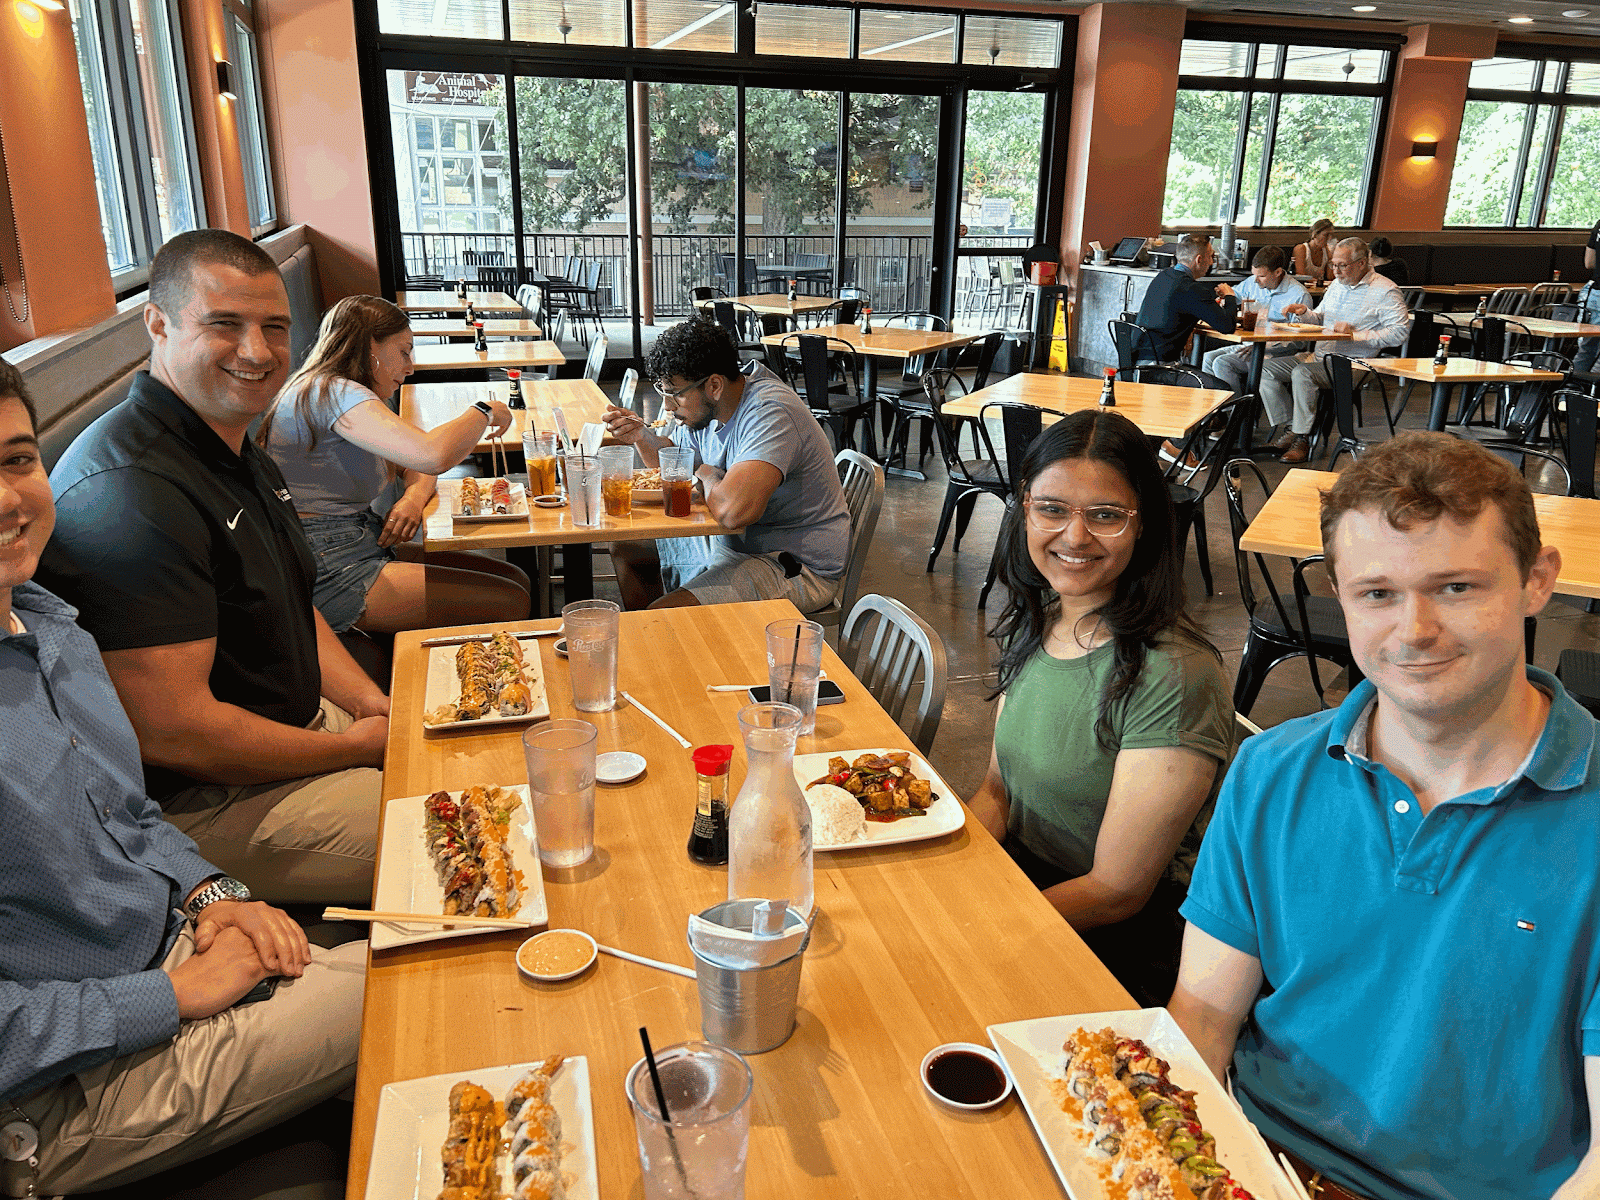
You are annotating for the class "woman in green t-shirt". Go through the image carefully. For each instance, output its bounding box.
[968,410,1233,1006]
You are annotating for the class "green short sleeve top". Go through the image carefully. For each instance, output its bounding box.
[994,635,1234,885]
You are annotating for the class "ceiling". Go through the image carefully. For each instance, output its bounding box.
[1170,0,1600,47]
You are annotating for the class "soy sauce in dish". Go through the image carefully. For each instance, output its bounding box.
[926,1050,1007,1105]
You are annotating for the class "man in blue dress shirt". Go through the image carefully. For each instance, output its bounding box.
[1172,432,1600,1200]
[1199,245,1312,395]
[0,362,362,1194]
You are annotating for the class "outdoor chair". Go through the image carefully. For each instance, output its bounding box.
[838,593,948,756]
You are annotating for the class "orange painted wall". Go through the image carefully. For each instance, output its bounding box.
[1369,26,1497,231]
[255,0,381,302]
[1060,3,1185,288]
[0,0,115,350]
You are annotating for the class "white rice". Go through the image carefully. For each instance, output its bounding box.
[807,784,868,847]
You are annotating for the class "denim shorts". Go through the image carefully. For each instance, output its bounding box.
[299,510,393,632]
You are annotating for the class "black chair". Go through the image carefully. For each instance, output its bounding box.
[923,371,1020,576]
[1109,319,1172,376]
[712,300,768,363]
[470,265,517,293]
[972,400,1061,609]
[873,313,950,463]
[1224,459,1356,717]
[1322,354,1386,468]
[1163,391,1257,597]
[1551,386,1598,499]
[784,333,877,455]
[1451,350,1571,441]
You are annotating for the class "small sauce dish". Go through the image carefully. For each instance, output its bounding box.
[920,1042,1012,1111]
[516,928,598,982]
[532,495,566,508]
[596,751,647,784]
[553,638,568,658]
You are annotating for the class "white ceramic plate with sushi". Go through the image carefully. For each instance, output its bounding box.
[421,635,551,735]
[793,748,965,852]
[441,477,530,523]
[371,786,548,952]
[985,1008,1303,1200]
[366,1056,596,1200]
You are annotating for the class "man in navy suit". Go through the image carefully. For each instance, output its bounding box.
[1134,233,1238,371]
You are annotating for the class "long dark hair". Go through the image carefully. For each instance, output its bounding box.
[988,409,1217,751]
[256,295,410,453]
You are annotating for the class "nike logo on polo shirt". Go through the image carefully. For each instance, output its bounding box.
[227,509,243,530]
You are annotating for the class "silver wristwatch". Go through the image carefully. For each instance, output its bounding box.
[185,876,250,920]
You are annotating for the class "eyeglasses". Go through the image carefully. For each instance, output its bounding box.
[1024,498,1137,537]
[1331,258,1364,271]
[654,375,710,399]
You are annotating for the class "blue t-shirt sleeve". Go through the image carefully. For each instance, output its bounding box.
[729,396,803,481]
[1181,738,1263,959]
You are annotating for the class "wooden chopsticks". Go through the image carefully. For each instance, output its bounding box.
[323,906,528,929]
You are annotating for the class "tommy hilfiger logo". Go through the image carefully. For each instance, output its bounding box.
[1517,920,1536,932]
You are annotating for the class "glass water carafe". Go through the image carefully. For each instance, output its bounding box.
[727,702,813,921]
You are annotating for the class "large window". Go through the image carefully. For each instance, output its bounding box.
[1444,57,1600,228]
[227,5,277,233]
[1164,36,1392,228]
[69,0,205,282]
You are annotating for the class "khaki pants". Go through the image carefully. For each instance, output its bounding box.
[20,931,366,1195]
[160,699,381,906]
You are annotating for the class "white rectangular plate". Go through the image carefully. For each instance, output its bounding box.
[794,747,965,851]
[366,1057,595,1200]
[371,786,548,952]
[442,477,529,523]
[986,1008,1303,1200]
[421,635,550,735]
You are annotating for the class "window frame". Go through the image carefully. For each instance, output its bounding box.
[225,1,280,237]
[1167,27,1397,230]
[1445,54,1600,230]
[71,0,208,290]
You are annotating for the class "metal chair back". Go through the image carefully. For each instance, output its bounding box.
[807,451,885,630]
[618,367,641,415]
[1486,286,1530,315]
[839,594,948,755]
[582,332,608,382]
[1406,310,1463,358]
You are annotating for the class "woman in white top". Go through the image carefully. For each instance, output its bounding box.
[259,295,530,633]
[1293,218,1335,283]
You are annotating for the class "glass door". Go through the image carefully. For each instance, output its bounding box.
[846,92,940,315]
[743,88,843,301]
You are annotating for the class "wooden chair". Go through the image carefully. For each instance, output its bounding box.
[838,594,948,756]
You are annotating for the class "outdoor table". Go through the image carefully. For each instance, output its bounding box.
[347,600,1135,1199]
[1361,358,1565,432]
[409,340,566,374]
[396,290,523,314]
[401,379,607,452]
[1239,469,1600,600]
[409,318,544,340]
[1198,319,1354,396]
[754,263,833,289]
[947,371,1232,441]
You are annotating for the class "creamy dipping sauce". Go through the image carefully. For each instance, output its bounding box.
[518,930,595,978]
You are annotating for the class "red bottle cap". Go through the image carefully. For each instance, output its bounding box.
[507,369,521,380]
[692,744,734,775]
[475,320,485,328]
[1104,367,1115,377]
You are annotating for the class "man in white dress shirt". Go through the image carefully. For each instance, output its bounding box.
[1261,237,1410,463]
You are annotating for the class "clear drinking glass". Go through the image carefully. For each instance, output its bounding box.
[566,453,604,527]
[659,446,695,519]
[626,1041,754,1200]
[521,718,598,868]
[563,599,620,712]
[599,445,635,518]
[765,618,824,736]
[523,431,559,498]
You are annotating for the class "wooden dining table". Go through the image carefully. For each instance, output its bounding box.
[1239,468,1600,600]
[1474,314,1600,353]
[400,378,609,452]
[396,290,524,314]
[410,340,567,373]
[695,293,839,319]
[1198,320,1354,395]
[1360,357,1566,432]
[409,317,544,340]
[947,370,1232,440]
[760,323,987,398]
[346,600,1135,1199]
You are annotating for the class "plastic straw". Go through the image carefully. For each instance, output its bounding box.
[638,1027,694,1196]
[784,623,801,705]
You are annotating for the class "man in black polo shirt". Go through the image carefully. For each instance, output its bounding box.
[1134,233,1238,369]
[40,230,386,905]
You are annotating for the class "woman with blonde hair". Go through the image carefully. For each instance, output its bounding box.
[1293,218,1336,282]
[259,295,530,633]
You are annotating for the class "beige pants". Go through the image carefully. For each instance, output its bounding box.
[160,699,382,906]
[20,930,366,1194]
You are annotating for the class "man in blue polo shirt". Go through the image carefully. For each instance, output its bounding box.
[1172,432,1600,1200]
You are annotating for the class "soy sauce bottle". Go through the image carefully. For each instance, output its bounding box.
[507,368,524,410]
[474,320,488,352]
[860,306,873,336]
[1099,367,1117,406]
[465,300,476,327]
[457,278,467,300]
[1433,334,1451,370]
[787,277,797,305]
[687,744,734,866]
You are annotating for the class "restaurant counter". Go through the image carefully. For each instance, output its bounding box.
[1073,262,1247,376]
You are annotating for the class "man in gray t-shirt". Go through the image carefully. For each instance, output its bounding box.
[602,319,850,611]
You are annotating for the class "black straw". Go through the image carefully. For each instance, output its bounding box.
[784,624,802,705]
[638,1026,673,1122]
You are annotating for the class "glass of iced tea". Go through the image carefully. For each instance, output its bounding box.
[659,447,695,519]
[599,446,634,518]
[522,431,560,499]
[1237,300,1258,331]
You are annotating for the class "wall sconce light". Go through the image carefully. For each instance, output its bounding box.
[30,0,67,10]
[1410,140,1438,159]
[216,60,236,99]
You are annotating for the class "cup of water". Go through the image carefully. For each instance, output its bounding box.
[625,1041,753,1200]
[566,453,604,527]
[563,599,620,713]
[765,618,824,736]
[521,718,598,869]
